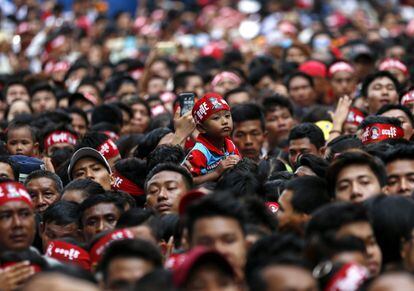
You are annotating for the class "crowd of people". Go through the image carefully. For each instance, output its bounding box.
[2,0,414,290]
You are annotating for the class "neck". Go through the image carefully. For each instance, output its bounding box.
[204,134,226,150]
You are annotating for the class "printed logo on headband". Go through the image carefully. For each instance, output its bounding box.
[112,171,144,196]
[346,108,365,126]
[98,139,119,160]
[401,90,414,106]
[46,241,91,270]
[325,263,369,291]
[328,61,355,77]
[0,181,32,207]
[265,202,279,214]
[378,58,408,75]
[361,123,404,144]
[192,93,230,124]
[44,131,77,151]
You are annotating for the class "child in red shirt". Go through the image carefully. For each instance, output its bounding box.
[184,92,241,184]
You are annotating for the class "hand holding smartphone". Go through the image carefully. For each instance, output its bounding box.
[179,92,196,116]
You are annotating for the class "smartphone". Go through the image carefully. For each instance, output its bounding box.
[179,92,196,116]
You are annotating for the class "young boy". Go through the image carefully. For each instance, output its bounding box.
[185,92,241,184]
[6,120,39,157]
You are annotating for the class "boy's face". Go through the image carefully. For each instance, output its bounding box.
[6,127,37,156]
[265,106,296,147]
[200,110,233,139]
[232,120,265,161]
[366,77,398,114]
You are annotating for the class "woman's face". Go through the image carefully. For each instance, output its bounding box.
[7,100,32,122]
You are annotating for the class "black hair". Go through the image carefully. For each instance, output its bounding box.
[75,131,109,151]
[63,179,105,202]
[42,200,80,226]
[79,193,125,225]
[6,119,38,142]
[325,135,363,162]
[285,176,330,215]
[326,151,387,197]
[366,195,414,266]
[76,78,102,99]
[172,71,202,94]
[301,105,332,123]
[377,104,414,127]
[248,66,279,87]
[159,214,181,247]
[243,197,278,233]
[361,71,400,97]
[25,170,63,193]
[147,145,185,171]
[0,155,19,181]
[231,103,266,131]
[112,101,133,120]
[224,87,250,101]
[216,169,261,199]
[285,71,315,89]
[134,269,176,291]
[98,239,163,282]
[29,82,56,99]
[133,128,173,159]
[359,115,402,129]
[91,104,123,129]
[383,144,414,165]
[288,122,325,149]
[296,154,329,178]
[90,122,119,134]
[3,79,28,96]
[185,192,247,239]
[116,208,160,240]
[262,94,294,116]
[107,190,136,209]
[66,107,89,127]
[145,162,193,191]
[115,134,143,159]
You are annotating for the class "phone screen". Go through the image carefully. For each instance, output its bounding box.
[179,93,196,116]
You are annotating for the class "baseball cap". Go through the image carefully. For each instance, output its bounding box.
[9,155,45,183]
[67,147,111,180]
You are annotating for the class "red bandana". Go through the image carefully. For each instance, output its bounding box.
[0,181,32,208]
[44,131,77,151]
[401,90,414,106]
[211,72,241,88]
[328,62,355,77]
[325,263,368,291]
[346,108,365,126]
[361,123,404,144]
[97,139,120,160]
[192,93,230,124]
[111,171,144,196]
[378,58,408,75]
[45,240,91,270]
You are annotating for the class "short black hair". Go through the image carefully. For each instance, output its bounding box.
[248,66,278,87]
[66,107,89,127]
[173,71,202,93]
[359,115,402,130]
[288,123,325,149]
[0,155,19,181]
[361,71,400,98]
[98,239,163,282]
[262,94,294,116]
[116,208,160,240]
[63,179,105,201]
[383,144,414,165]
[91,104,123,129]
[25,170,63,193]
[29,82,56,98]
[6,119,38,142]
[145,163,193,191]
[185,192,247,240]
[3,79,28,96]
[79,193,125,224]
[326,151,387,197]
[224,87,250,101]
[216,168,261,199]
[296,154,328,178]
[147,145,185,172]
[133,128,173,159]
[42,200,80,226]
[231,103,265,131]
[75,131,109,151]
[285,71,315,89]
[377,104,414,127]
[325,135,363,162]
[244,197,278,233]
[285,176,330,214]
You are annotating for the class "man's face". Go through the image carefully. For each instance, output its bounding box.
[106,257,155,291]
[288,138,320,167]
[70,113,88,137]
[261,265,318,291]
[232,120,265,161]
[288,76,317,107]
[226,92,250,107]
[41,222,80,252]
[265,107,296,147]
[380,109,414,140]
[331,71,357,98]
[6,84,30,105]
[335,165,382,203]
[26,177,60,213]
[0,201,35,251]
[190,217,246,276]
[385,159,414,197]
[0,162,15,180]
[184,75,204,98]
[146,170,190,215]
[82,202,121,242]
[31,90,57,114]
[72,157,111,190]
[185,264,239,291]
[366,77,399,114]
[337,222,382,277]
[277,189,296,232]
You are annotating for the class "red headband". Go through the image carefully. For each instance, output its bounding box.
[102,131,120,142]
[346,108,365,126]
[44,131,77,151]
[378,58,408,75]
[211,72,241,87]
[0,181,32,208]
[265,202,279,214]
[325,263,368,291]
[192,92,230,124]
[328,62,355,77]
[97,139,120,160]
[361,123,404,144]
[45,240,91,270]
[89,229,134,266]
[112,171,144,196]
[401,90,414,106]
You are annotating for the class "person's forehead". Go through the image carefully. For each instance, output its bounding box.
[8,84,26,91]
[0,162,13,171]
[85,202,119,216]
[46,221,77,231]
[193,216,241,233]
[387,159,414,170]
[337,164,375,179]
[148,170,185,184]
[0,200,32,212]
[233,120,262,131]
[27,177,57,188]
[74,157,104,170]
[369,77,395,87]
[381,109,409,120]
[290,76,309,86]
[337,221,372,237]
[289,137,313,147]
[33,90,54,97]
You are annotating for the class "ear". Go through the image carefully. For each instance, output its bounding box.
[109,174,115,187]
[401,239,409,261]
[319,146,326,157]
[382,185,390,195]
[196,123,206,134]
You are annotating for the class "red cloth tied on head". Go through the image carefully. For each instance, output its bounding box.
[192,92,230,124]
[299,61,327,78]
[112,171,144,196]
[44,131,77,152]
[346,108,365,126]
[89,229,134,267]
[0,181,32,208]
[361,123,404,145]
[265,202,279,214]
[45,240,91,270]
[97,139,120,160]
[401,90,414,106]
[102,131,120,142]
[378,58,408,75]
[211,72,241,88]
[328,61,355,77]
[325,263,368,291]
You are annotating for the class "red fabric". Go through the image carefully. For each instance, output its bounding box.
[44,131,77,151]
[401,90,414,106]
[211,72,241,88]
[265,202,279,214]
[361,123,404,144]
[324,263,368,291]
[346,108,365,126]
[97,139,120,160]
[112,171,144,196]
[299,61,327,78]
[192,93,230,124]
[328,61,355,77]
[45,240,91,270]
[378,58,408,75]
[0,181,32,208]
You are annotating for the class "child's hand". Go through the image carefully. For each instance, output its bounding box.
[215,155,240,175]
